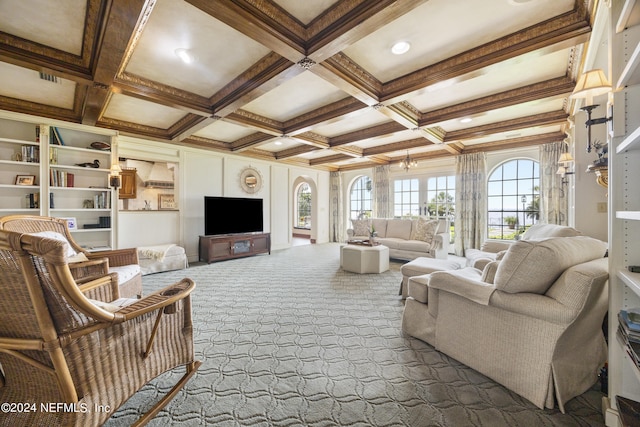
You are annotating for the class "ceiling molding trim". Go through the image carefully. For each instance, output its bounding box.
[211,52,296,114]
[284,97,368,134]
[115,72,212,115]
[226,110,284,135]
[445,110,568,141]
[330,120,407,147]
[381,4,590,103]
[420,76,575,127]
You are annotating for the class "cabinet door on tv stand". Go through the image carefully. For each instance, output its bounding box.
[252,234,270,254]
[211,239,232,260]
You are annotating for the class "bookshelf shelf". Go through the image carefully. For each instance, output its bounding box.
[0,115,116,248]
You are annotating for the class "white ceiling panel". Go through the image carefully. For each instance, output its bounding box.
[242,71,348,121]
[125,0,271,96]
[0,63,75,109]
[343,0,575,82]
[103,94,186,129]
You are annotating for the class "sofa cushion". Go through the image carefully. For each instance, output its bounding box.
[109,265,142,286]
[398,240,432,253]
[386,219,412,240]
[370,219,388,238]
[522,223,582,239]
[29,231,89,263]
[411,218,439,243]
[494,236,607,294]
[351,219,370,236]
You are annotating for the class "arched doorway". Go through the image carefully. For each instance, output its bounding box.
[292,176,317,246]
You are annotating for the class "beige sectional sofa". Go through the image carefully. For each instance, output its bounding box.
[402,235,609,412]
[347,218,449,260]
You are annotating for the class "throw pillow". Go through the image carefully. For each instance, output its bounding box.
[29,231,89,262]
[411,218,439,242]
[352,219,371,237]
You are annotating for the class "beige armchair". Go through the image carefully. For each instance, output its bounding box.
[0,215,142,298]
[464,223,583,269]
[402,236,609,412]
[0,229,200,426]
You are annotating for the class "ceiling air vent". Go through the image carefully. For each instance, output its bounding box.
[39,72,59,83]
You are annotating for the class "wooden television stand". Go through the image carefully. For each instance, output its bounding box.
[199,232,271,263]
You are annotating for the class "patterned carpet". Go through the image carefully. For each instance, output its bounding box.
[106,243,605,426]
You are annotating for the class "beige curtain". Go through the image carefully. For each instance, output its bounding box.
[329,171,346,242]
[540,142,568,225]
[454,152,487,256]
[373,165,390,218]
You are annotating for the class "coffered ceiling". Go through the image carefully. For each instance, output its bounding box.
[0,0,592,171]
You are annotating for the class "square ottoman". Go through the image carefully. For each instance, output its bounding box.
[341,244,389,274]
[399,257,461,299]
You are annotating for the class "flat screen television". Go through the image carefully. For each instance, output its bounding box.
[204,196,263,236]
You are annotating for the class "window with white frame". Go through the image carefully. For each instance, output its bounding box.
[487,159,539,240]
[350,175,373,220]
[296,182,311,229]
[425,175,455,219]
[426,175,455,243]
[393,178,419,218]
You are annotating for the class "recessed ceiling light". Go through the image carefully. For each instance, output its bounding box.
[274,141,283,146]
[175,48,195,64]
[460,117,473,123]
[391,41,411,55]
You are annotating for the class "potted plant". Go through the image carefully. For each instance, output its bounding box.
[505,216,518,229]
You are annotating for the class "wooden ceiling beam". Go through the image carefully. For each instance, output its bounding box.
[82,0,154,126]
[462,131,566,153]
[284,97,368,135]
[445,110,569,142]
[211,53,299,117]
[419,76,575,127]
[330,121,407,147]
[114,72,213,116]
[381,1,590,104]
[184,0,306,62]
[231,132,276,151]
[309,153,354,165]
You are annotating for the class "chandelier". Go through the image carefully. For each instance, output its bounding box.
[399,151,417,172]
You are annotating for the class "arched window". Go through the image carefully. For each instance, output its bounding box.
[296,183,311,229]
[487,159,539,240]
[350,176,372,220]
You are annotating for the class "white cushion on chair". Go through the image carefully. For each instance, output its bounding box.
[29,231,88,262]
[109,265,141,285]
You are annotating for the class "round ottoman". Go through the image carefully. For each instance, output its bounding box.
[341,244,389,274]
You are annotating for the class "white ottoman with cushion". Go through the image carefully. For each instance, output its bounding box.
[341,244,389,274]
[399,257,461,299]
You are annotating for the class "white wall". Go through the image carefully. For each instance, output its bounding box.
[117,136,330,261]
[572,105,609,242]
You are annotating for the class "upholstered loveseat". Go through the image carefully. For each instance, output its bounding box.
[464,223,583,269]
[402,235,609,412]
[347,218,449,260]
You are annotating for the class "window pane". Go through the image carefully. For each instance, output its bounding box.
[349,176,373,220]
[487,159,539,240]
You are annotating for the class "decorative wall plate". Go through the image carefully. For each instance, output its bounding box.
[239,166,263,194]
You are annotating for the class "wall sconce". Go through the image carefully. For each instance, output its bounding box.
[556,139,575,186]
[109,164,122,188]
[399,151,417,172]
[570,69,613,153]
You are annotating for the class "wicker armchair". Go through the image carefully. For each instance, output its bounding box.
[0,215,142,298]
[0,229,201,426]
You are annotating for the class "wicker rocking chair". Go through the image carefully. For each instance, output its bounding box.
[0,229,201,426]
[0,215,142,298]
